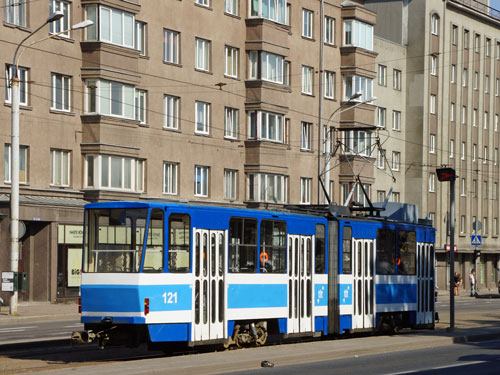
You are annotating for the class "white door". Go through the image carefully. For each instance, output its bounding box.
[352,239,375,329]
[288,235,313,333]
[193,229,226,341]
[417,243,434,324]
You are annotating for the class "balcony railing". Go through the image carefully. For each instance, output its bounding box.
[450,0,500,22]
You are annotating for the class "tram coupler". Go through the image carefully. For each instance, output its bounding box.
[71,330,97,345]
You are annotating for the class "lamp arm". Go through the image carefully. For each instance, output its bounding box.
[12,21,50,75]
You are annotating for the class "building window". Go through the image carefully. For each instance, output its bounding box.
[85,79,136,119]
[377,149,385,169]
[430,55,437,76]
[377,107,386,128]
[302,65,313,95]
[429,94,436,114]
[344,75,373,102]
[392,151,400,171]
[248,110,284,143]
[497,41,500,59]
[163,29,180,64]
[494,218,498,237]
[450,139,454,159]
[461,178,466,196]
[249,51,284,84]
[494,182,498,200]
[195,101,210,134]
[4,144,28,184]
[429,173,435,192]
[451,24,458,45]
[247,173,288,204]
[392,192,400,202]
[392,110,401,131]
[5,65,28,106]
[462,68,468,87]
[302,9,313,39]
[495,114,499,131]
[164,95,179,130]
[464,29,469,49]
[163,162,178,195]
[51,73,71,112]
[84,5,136,49]
[4,0,26,26]
[224,169,237,200]
[472,180,477,197]
[85,154,144,192]
[484,146,488,164]
[460,215,466,234]
[195,0,209,7]
[50,149,70,186]
[429,134,435,153]
[473,109,478,127]
[343,19,373,51]
[300,177,312,204]
[195,38,211,71]
[224,0,238,15]
[474,71,479,90]
[431,14,439,35]
[301,122,312,150]
[473,144,477,162]
[324,16,335,45]
[393,69,401,90]
[343,131,372,156]
[462,106,467,124]
[135,21,146,55]
[461,142,466,160]
[451,64,456,83]
[324,70,335,99]
[474,33,480,53]
[224,107,239,139]
[378,64,387,86]
[486,38,491,56]
[483,217,488,235]
[225,46,239,78]
[50,0,70,37]
[484,112,489,129]
[250,0,288,25]
[495,148,498,165]
[485,75,490,93]
[450,102,455,122]
[377,190,386,201]
[496,78,499,96]
[194,165,209,197]
[135,89,146,124]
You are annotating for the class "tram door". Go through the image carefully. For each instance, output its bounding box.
[417,243,434,324]
[352,239,375,329]
[193,229,226,341]
[288,235,313,334]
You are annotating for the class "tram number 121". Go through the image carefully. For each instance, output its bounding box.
[162,292,178,304]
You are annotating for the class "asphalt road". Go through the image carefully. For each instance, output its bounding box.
[222,339,500,375]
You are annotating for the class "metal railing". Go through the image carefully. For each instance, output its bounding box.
[450,0,500,22]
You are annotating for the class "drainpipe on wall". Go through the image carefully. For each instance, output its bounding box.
[318,0,325,204]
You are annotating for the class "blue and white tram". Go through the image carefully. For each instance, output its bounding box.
[72,201,435,349]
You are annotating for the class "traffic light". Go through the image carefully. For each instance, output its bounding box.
[474,249,481,259]
[436,167,456,182]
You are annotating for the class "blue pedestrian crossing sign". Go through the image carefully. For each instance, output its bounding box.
[471,235,482,246]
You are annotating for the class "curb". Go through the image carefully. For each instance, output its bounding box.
[0,314,81,325]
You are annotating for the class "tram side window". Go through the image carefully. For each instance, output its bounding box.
[376,228,396,275]
[229,218,257,273]
[398,230,416,275]
[315,224,326,273]
[168,214,191,272]
[260,220,286,273]
[342,226,352,274]
[143,209,164,272]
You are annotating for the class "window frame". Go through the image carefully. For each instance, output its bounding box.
[163,29,180,64]
[50,148,70,187]
[164,94,180,130]
[5,65,28,106]
[302,65,313,95]
[324,16,335,45]
[195,37,211,72]
[224,169,238,200]
[225,45,239,78]
[163,161,178,195]
[51,73,71,112]
[194,165,209,197]
[224,107,239,140]
[302,9,313,39]
[300,177,312,204]
[50,0,70,37]
[195,100,210,135]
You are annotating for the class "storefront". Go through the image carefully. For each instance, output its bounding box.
[57,224,84,299]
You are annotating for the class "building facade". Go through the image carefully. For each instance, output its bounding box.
[367,0,500,292]
[0,0,379,303]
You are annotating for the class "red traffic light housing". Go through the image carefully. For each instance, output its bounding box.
[436,167,456,182]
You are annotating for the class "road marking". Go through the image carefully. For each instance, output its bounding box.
[48,331,72,336]
[0,326,36,332]
[64,324,83,328]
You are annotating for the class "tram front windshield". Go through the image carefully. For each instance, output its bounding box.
[83,208,148,273]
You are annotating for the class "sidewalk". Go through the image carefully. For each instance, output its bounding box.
[0,301,80,325]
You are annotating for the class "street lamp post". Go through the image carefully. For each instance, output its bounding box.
[9,13,93,315]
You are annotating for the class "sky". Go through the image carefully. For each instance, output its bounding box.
[490,0,500,10]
